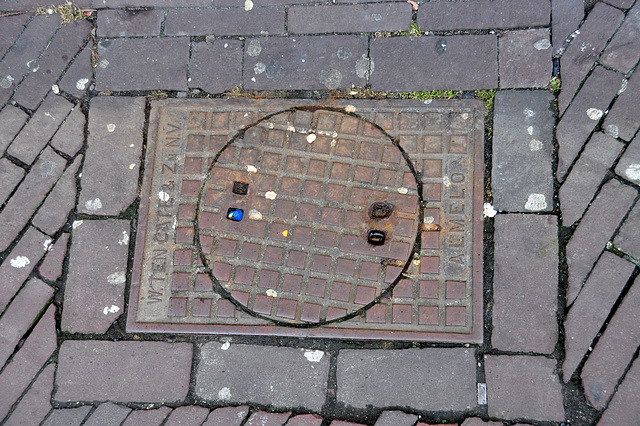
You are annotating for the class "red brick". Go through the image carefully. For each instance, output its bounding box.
[164,406,210,426]
[286,413,323,426]
[499,28,552,88]
[122,407,172,426]
[246,411,291,426]
[600,2,640,73]
[597,357,640,425]
[374,410,419,426]
[58,40,94,99]
[4,363,54,425]
[0,158,25,206]
[84,402,132,426]
[202,406,249,426]
[42,407,92,426]
[50,107,86,157]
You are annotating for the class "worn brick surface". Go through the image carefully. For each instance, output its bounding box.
[90,0,211,7]
[563,252,635,381]
[597,356,640,425]
[499,29,552,89]
[78,97,145,215]
[556,67,625,180]
[552,0,584,54]
[246,411,291,426]
[460,419,503,426]
[84,402,132,426]
[196,344,329,411]
[581,278,640,408]
[202,406,249,426]
[337,348,476,410]
[49,106,85,157]
[559,133,624,225]
[121,407,173,426]
[0,306,56,420]
[58,41,94,99]
[189,40,243,94]
[492,90,555,212]
[288,3,411,34]
[0,158,25,206]
[39,232,70,281]
[62,219,129,333]
[601,3,640,73]
[558,3,624,114]
[95,38,189,91]
[4,363,55,426]
[602,0,635,9]
[565,179,637,305]
[97,9,164,37]
[374,410,418,426]
[164,406,210,426]
[42,407,92,426]
[243,36,368,90]
[485,355,565,421]
[0,13,31,59]
[615,201,640,260]
[603,70,640,142]
[0,227,50,313]
[0,105,28,153]
[165,8,284,36]
[55,341,193,403]
[492,214,558,354]
[286,414,323,426]
[370,35,498,91]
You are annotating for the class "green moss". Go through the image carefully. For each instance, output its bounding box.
[36,1,89,23]
[548,76,561,94]
[475,89,496,112]
[400,90,461,100]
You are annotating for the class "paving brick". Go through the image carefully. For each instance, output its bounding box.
[95,38,189,91]
[42,407,92,426]
[121,407,173,426]
[97,9,164,37]
[499,29,552,89]
[460,419,503,426]
[337,348,476,410]
[202,406,249,426]
[565,179,637,305]
[78,97,144,215]
[556,66,625,180]
[288,3,411,34]
[0,277,53,368]
[246,411,291,426]
[49,106,85,157]
[615,201,640,260]
[374,410,418,426]
[0,227,50,313]
[217,0,307,4]
[244,36,369,90]
[0,105,29,153]
[602,0,635,8]
[552,0,584,54]
[0,13,31,59]
[558,3,624,114]
[165,8,284,36]
[597,356,640,425]
[563,252,635,381]
[58,41,94,99]
[559,133,624,225]
[55,341,193,403]
[39,232,70,281]
[84,402,132,426]
[604,71,640,142]
[0,158,25,206]
[90,0,211,6]
[370,35,498,91]
[581,278,640,408]
[330,422,366,426]
[7,93,74,165]
[484,355,565,421]
[492,214,558,354]
[417,0,549,31]
[13,20,91,110]
[196,344,329,411]
[0,306,57,420]
[492,90,555,212]
[189,40,243,94]
[62,219,129,333]
[0,148,66,252]
[601,3,640,73]
[4,363,54,426]
[285,414,323,426]
[164,406,210,426]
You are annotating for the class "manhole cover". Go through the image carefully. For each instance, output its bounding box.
[128,99,484,342]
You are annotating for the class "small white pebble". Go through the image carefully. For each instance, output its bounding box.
[107,123,116,132]
[483,203,497,218]
[129,163,136,170]
[246,165,257,173]
[306,133,317,143]
[248,209,263,220]
[265,191,277,200]
[51,84,59,94]
[345,105,356,113]
[397,187,408,194]
[266,289,278,297]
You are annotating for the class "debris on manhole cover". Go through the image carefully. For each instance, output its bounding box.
[128,99,484,342]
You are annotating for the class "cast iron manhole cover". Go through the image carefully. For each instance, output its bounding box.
[128,99,483,342]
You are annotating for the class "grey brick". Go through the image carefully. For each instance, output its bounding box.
[337,348,476,410]
[603,69,640,142]
[164,406,210,426]
[615,201,640,260]
[244,36,368,90]
[43,407,92,426]
[90,0,211,6]
[246,412,291,426]
[602,0,635,8]
[78,97,145,215]
[0,13,31,59]
[565,179,637,305]
[597,357,640,425]
[217,0,308,5]
[0,105,29,153]
[499,29,552,89]
[202,406,249,426]
[370,35,498,91]
[552,0,584,54]
[4,363,54,426]
[196,343,330,412]
[49,106,85,157]
[84,403,132,426]
[0,158,25,206]
[58,41,94,99]
[121,407,173,426]
[62,219,130,334]
[556,67,625,181]
[492,90,555,212]
[288,3,411,34]
[189,40,243,94]
[461,419,503,426]
[374,411,418,426]
[95,38,189,91]
[560,133,624,226]
[492,214,559,354]
[601,3,640,73]
[164,8,284,36]
[55,341,193,403]
[284,414,323,426]
[97,9,164,37]
[39,232,70,281]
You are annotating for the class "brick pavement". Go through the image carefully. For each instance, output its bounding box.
[0,1,639,425]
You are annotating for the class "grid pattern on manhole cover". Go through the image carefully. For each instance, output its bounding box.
[128,99,483,342]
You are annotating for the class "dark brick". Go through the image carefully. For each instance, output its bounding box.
[484,355,565,421]
[603,69,640,142]
[0,105,29,153]
[565,179,637,305]
[370,35,498,91]
[492,90,555,212]
[246,411,292,426]
[62,219,130,333]
[55,341,193,403]
[417,0,549,31]
[121,407,173,426]
[374,411,419,426]
[581,277,640,408]
[84,403,132,426]
[78,97,145,215]
[563,252,635,381]
[556,67,625,180]
[164,8,284,36]
[597,357,640,425]
[43,407,92,426]
[95,38,189,91]
[0,306,56,420]
[90,0,211,6]
[492,214,558,354]
[13,20,91,110]
[286,414,323,426]
[4,363,54,426]
[244,36,368,90]
[288,3,411,34]
[196,343,329,411]
[601,3,640,73]
[39,232,70,281]
[216,0,307,5]
[602,0,635,8]
[164,406,210,426]
[7,93,74,165]
[330,422,366,426]
[615,202,640,260]
[202,406,249,426]
[1,0,89,9]
[558,2,624,114]
[58,41,94,99]
[97,9,164,37]
[552,0,584,54]
[189,40,243,94]
[337,348,476,410]
[0,13,31,59]
[499,29,552,89]
[0,158,25,206]
[460,419,503,426]
[49,106,85,157]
